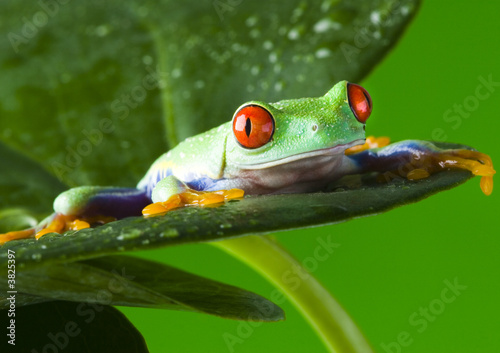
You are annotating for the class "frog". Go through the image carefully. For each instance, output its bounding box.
[0,81,495,244]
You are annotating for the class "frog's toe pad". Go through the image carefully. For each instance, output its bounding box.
[406,168,430,180]
[142,189,245,216]
[480,176,494,196]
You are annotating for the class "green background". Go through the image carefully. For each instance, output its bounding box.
[121,1,500,352]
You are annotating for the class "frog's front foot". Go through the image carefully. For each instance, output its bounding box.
[142,189,245,216]
[405,148,495,195]
[373,142,495,195]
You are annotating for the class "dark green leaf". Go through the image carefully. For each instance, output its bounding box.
[0,142,473,270]
[0,0,419,187]
[0,292,51,308]
[0,301,148,353]
[8,255,284,322]
[0,142,66,214]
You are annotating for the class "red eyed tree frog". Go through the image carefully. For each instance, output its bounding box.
[0,81,495,244]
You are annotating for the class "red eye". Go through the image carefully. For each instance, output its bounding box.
[232,105,274,149]
[347,83,372,124]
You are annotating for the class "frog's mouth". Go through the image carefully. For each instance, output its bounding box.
[236,139,364,170]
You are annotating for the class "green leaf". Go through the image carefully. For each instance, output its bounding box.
[0,208,38,233]
[0,142,66,213]
[0,0,419,187]
[0,301,148,353]
[0,292,51,308]
[7,255,284,322]
[0,142,473,270]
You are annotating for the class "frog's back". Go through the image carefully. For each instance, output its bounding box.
[137,123,230,196]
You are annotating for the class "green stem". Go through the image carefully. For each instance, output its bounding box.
[213,235,373,353]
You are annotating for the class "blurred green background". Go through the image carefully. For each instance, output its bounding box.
[121,1,500,352]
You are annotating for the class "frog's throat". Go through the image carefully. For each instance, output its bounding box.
[235,139,364,170]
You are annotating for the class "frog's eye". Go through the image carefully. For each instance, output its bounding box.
[347,83,372,124]
[232,104,275,149]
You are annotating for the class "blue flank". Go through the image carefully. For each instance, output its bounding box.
[186,176,221,192]
[346,140,438,172]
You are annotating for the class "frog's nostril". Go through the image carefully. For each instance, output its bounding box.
[312,124,318,132]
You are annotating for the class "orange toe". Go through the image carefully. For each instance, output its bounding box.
[142,195,182,216]
[0,228,36,245]
[142,189,245,216]
[345,135,391,155]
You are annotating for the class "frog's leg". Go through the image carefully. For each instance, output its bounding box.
[142,176,244,216]
[0,187,151,244]
[345,140,495,195]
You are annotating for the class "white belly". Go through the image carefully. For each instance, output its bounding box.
[216,153,353,195]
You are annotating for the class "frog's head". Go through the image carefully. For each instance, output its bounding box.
[225,80,372,169]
